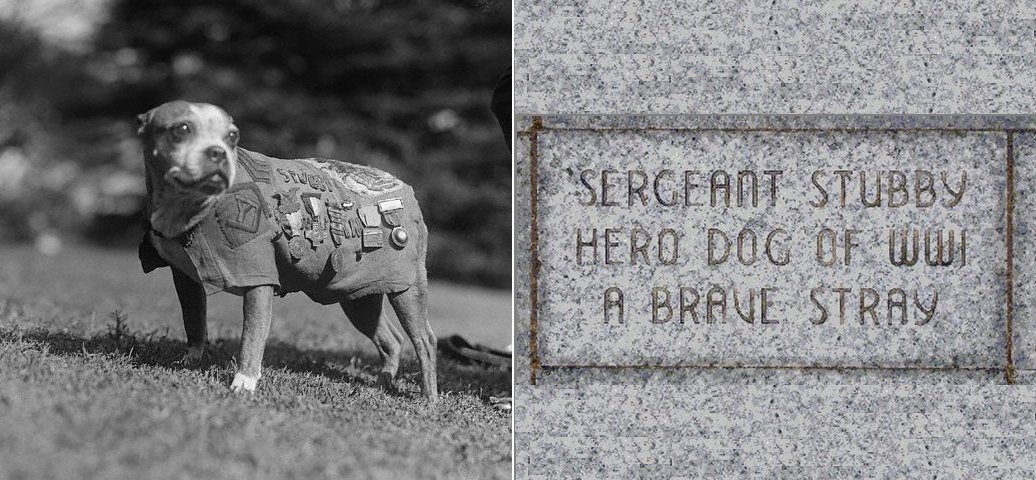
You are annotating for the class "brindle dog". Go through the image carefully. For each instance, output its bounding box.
[137,101,437,399]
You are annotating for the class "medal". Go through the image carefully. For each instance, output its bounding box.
[330,248,349,273]
[359,205,381,228]
[390,227,408,248]
[327,201,347,246]
[377,198,403,213]
[289,236,309,261]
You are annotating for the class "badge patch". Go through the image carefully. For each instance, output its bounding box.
[273,187,305,237]
[362,228,384,249]
[215,184,269,248]
[274,187,303,214]
[237,150,274,184]
[359,205,381,228]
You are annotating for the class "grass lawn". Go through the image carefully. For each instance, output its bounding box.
[0,243,512,480]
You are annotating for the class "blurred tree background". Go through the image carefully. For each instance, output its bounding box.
[0,0,511,288]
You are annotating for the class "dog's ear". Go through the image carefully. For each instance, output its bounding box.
[136,109,155,138]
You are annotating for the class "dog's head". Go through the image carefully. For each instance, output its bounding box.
[138,100,239,196]
[137,101,240,236]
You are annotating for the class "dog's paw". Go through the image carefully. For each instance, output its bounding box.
[175,346,205,366]
[230,372,260,393]
[376,372,399,393]
[490,396,512,412]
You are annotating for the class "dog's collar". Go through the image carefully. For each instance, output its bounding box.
[147,222,196,247]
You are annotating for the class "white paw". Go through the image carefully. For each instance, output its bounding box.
[230,372,260,393]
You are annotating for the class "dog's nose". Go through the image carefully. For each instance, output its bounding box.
[205,146,227,163]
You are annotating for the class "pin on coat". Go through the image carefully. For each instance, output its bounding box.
[136,100,438,399]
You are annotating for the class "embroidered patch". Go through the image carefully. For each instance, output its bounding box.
[237,150,274,184]
[303,158,403,196]
[275,167,333,192]
[215,184,269,248]
[342,165,399,193]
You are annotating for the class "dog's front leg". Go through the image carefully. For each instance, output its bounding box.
[172,268,207,364]
[231,285,274,393]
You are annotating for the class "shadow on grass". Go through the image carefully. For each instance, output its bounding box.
[1,327,510,399]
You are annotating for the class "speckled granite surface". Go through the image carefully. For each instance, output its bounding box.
[515,116,1036,477]
[524,115,1036,131]
[515,385,1036,478]
[515,134,533,386]
[1015,133,1036,370]
[515,0,1036,114]
[513,5,1036,474]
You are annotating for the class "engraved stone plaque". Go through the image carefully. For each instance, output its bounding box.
[523,116,1036,373]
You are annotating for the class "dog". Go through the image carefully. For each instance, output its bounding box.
[135,100,437,399]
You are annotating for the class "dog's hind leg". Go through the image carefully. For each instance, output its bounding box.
[172,267,206,365]
[340,294,402,390]
[387,283,438,400]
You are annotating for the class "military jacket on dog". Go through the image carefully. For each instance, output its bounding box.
[140,149,425,304]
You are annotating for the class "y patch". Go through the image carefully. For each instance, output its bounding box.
[215,184,270,248]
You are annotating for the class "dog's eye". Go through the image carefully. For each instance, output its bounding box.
[227,130,239,145]
[170,122,192,140]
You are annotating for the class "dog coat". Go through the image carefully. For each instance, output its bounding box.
[139,148,424,304]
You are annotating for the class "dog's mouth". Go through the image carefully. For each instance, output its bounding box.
[171,171,229,195]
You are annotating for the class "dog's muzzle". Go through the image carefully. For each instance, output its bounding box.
[167,168,230,195]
